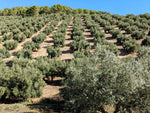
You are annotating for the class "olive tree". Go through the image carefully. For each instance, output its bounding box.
[60,45,150,113]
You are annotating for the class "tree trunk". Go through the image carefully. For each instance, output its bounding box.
[51,76,54,82]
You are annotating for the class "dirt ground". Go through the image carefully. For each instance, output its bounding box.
[3,22,51,61]
[32,20,63,58]
[81,17,95,54]
[94,20,138,58]
[59,17,74,61]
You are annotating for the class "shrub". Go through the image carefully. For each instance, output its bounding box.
[123,39,140,53]
[0,61,46,100]
[71,30,83,38]
[118,22,130,30]
[107,43,120,56]
[24,30,33,38]
[53,33,65,47]
[142,36,150,46]
[16,49,32,59]
[70,40,91,51]
[73,50,90,58]
[110,29,121,38]
[131,30,145,40]
[117,34,130,44]
[4,41,18,50]
[93,31,105,38]
[137,46,150,59]
[47,46,62,58]
[12,29,21,36]
[35,57,67,81]
[90,26,100,35]
[23,41,40,51]
[0,48,10,58]
[32,33,46,44]
[104,26,114,33]
[94,37,108,46]
[13,34,26,42]
[43,26,54,35]
[72,26,84,32]
[72,36,85,41]
[3,34,13,41]
[125,26,138,34]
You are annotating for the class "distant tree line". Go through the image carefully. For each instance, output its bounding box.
[0,4,109,16]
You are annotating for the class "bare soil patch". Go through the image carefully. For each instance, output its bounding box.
[33,20,63,58]
[81,17,95,54]
[59,17,74,61]
[3,22,51,61]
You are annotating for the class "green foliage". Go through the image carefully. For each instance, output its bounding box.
[26,5,39,16]
[118,21,130,30]
[47,46,62,58]
[70,40,91,51]
[131,30,145,40]
[123,39,140,53]
[0,59,46,100]
[142,36,150,46]
[125,26,138,34]
[39,6,50,14]
[43,26,54,35]
[93,31,105,38]
[73,49,91,58]
[117,33,130,44]
[51,4,63,13]
[16,49,32,59]
[2,34,13,41]
[32,33,46,44]
[13,34,26,42]
[94,37,108,45]
[137,46,150,59]
[96,43,120,56]
[110,29,121,38]
[0,48,10,58]
[24,30,33,38]
[61,46,150,113]
[71,30,83,38]
[35,57,67,80]
[83,9,89,14]
[4,41,18,50]
[104,26,114,33]
[23,41,40,51]
[53,33,65,47]
[72,36,85,41]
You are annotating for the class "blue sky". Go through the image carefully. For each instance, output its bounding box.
[0,0,150,15]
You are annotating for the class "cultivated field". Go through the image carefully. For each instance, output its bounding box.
[0,14,149,61]
[0,13,150,113]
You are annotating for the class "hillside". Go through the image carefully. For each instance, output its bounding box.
[0,5,150,113]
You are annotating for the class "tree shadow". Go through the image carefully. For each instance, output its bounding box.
[118,48,129,56]
[0,98,24,104]
[27,98,65,113]
[62,50,72,54]
[44,79,62,86]
[106,36,115,40]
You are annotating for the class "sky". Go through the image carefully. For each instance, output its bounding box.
[0,0,150,15]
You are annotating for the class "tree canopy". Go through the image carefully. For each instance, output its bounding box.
[0,4,105,16]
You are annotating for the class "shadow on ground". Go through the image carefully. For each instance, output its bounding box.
[27,98,65,113]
